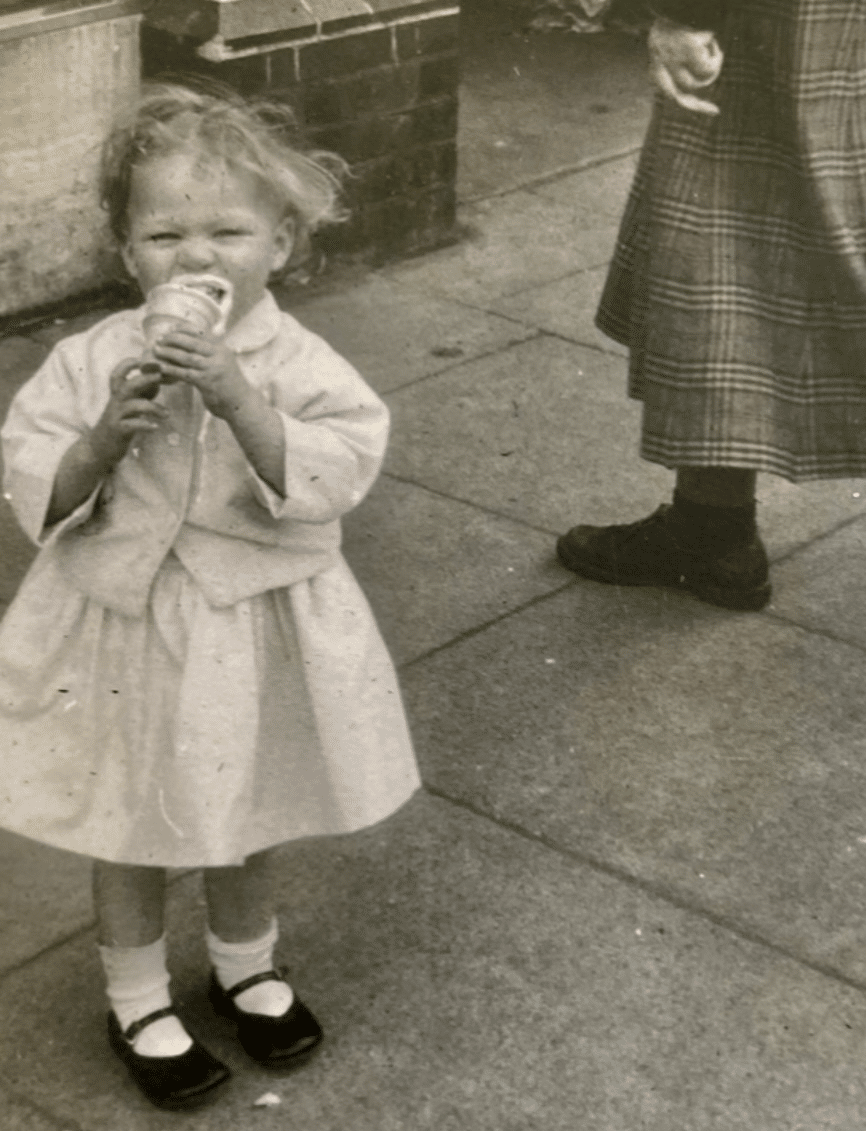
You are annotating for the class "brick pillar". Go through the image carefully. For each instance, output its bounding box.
[141,0,460,263]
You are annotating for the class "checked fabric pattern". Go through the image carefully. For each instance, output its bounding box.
[598,0,866,480]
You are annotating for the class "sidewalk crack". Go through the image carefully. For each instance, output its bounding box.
[423,785,866,998]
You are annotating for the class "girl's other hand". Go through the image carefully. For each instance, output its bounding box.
[152,325,249,420]
[649,18,723,116]
[90,358,169,469]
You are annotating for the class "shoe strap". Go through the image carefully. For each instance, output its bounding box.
[224,968,287,1000]
[123,1005,178,1043]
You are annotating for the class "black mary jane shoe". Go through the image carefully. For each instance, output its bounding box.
[208,967,323,1069]
[107,1007,231,1111]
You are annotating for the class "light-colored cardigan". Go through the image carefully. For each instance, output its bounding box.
[2,292,389,617]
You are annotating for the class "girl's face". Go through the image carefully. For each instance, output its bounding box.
[121,152,295,327]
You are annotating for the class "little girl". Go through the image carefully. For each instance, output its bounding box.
[0,83,419,1110]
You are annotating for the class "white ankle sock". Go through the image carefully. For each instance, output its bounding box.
[98,935,193,1057]
[207,918,294,1017]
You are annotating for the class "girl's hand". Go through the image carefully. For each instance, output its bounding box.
[151,325,250,421]
[90,358,169,469]
[649,18,723,116]
[152,324,287,493]
[46,358,168,527]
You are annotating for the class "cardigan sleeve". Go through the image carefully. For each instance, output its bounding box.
[246,335,389,525]
[650,0,726,30]
[1,341,103,545]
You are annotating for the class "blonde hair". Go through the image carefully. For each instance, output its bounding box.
[100,81,348,244]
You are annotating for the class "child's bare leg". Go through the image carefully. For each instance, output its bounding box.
[93,861,192,1055]
[204,848,293,1016]
[93,861,165,946]
[204,848,276,942]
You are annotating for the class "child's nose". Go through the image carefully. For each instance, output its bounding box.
[177,237,216,271]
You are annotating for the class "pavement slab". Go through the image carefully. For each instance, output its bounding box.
[458,2,650,199]
[0,1087,78,1131]
[288,273,535,395]
[383,334,688,530]
[0,506,36,614]
[0,338,47,421]
[386,184,624,305]
[342,475,570,666]
[5,794,866,1129]
[383,334,866,568]
[490,263,628,355]
[403,583,866,985]
[0,831,93,976]
[769,514,866,649]
[528,156,639,221]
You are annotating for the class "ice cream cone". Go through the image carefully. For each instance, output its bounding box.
[142,274,234,346]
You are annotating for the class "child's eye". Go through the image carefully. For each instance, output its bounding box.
[215,228,249,238]
[149,233,179,244]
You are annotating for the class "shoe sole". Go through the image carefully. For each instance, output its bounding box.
[108,1027,230,1111]
[556,535,772,612]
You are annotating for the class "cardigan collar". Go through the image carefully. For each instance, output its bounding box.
[224,291,283,354]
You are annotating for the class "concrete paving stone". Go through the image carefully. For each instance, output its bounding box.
[404,584,866,984]
[7,794,866,1129]
[528,153,638,222]
[386,188,623,306]
[769,514,866,649]
[0,505,37,607]
[342,476,570,665]
[458,2,651,199]
[383,335,866,567]
[0,831,94,975]
[756,477,866,564]
[0,1086,77,1131]
[288,273,535,395]
[0,348,40,609]
[490,263,627,356]
[0,337,48,420]
[384,334,678,532]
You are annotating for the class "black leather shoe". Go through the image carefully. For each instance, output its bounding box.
[107,1008,231,1111]
[557,504,771,612]
[209,968,323,1069]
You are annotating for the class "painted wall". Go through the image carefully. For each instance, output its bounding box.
[0,8,140,316]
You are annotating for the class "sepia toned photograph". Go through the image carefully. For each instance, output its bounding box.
[1,0,866,1126]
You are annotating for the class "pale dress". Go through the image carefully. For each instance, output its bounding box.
[0,548,419,868]
[0,300,420,867]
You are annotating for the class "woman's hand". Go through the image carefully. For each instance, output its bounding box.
[649,18,724,116]
[90,358,169,469]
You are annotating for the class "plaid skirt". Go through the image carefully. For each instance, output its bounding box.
[597,0,866,480]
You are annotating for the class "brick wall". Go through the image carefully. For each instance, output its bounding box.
[141,0,460,263]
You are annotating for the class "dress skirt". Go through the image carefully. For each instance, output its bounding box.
[0,551,420,867]
[597,0,866,480]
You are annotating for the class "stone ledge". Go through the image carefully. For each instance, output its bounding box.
[0,0,141,44]
[142,0,444,45]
